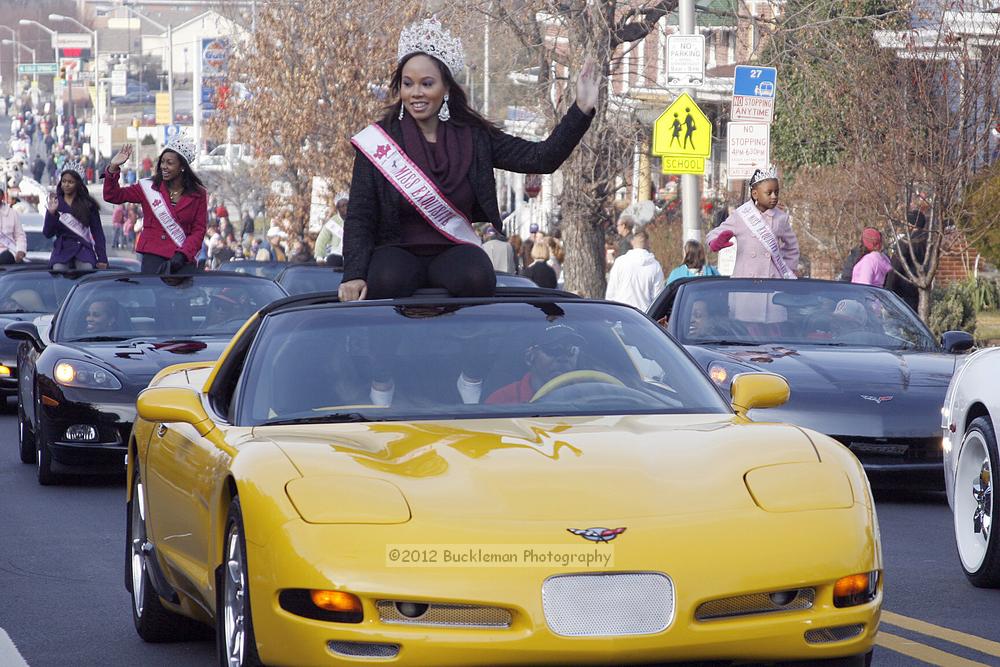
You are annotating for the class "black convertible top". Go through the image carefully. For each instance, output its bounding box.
[260,286,582,317]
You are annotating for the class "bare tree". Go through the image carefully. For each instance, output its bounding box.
[766,2,1000,319]
[219,0,418,236]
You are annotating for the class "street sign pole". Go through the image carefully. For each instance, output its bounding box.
[679,0,700,244]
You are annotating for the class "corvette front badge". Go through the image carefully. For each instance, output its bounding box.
[860,395,894,404]
[567,527,626,543]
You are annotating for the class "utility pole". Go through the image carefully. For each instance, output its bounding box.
[483,9,490,115]
[679,0,701,243]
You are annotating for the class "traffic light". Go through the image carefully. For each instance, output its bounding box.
[59,66,66,80]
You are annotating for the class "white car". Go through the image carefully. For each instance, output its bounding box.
[196,143,253,172]
[942,346,1000,586]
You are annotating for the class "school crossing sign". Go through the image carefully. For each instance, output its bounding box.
[651,93,711,175]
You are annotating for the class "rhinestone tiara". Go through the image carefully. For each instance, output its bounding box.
[61,160,85,179]
[398,17,464,77]
[748,164,779,187]
[163,134,197,166]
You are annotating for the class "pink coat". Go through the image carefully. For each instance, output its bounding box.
[706,206,799,279]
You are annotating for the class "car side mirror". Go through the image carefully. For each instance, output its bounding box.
[5,321,44,352]
[730,373,790,418]
[941,331,974,354]
[136,387,213,436]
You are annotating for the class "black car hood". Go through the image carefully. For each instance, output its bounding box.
[69,338,230,387]
[688,343,958,438]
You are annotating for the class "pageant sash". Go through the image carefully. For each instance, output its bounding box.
[138,179,187,248]
[351,124,481,246]
[736,200,797,279]
[58,212,95,247]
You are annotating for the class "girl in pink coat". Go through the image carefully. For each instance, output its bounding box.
[706,166,799,279]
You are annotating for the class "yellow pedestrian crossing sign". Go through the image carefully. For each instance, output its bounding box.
[652,93,711,159]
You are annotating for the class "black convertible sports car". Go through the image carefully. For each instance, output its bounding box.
[6,272,286,483]
[649,277,973,486]
[0,266,118,402]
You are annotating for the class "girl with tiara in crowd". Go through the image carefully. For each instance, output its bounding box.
[103,135,207,274]
[706,165,799,280]
[706,165,799,326]
[339,17,600,301]
[44,159,108,270]
[705,166,799,279]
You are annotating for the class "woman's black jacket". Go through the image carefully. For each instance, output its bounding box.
[342,104,593,282]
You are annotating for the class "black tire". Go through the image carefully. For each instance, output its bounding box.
[216,498,263,667]
[17,393,35,464]
[35,416,59,486]
[127,465,203,641]
[955,416,1000,587]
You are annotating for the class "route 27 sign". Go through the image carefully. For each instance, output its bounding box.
[731,65,777,123]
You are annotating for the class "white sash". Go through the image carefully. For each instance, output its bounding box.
[736,200,797,279]
[351,124,481,246]
[58,212,95,247]
[138,179,187,248]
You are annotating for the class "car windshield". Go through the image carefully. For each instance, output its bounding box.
[278,267,343,295]
[674,279,937,350]
[216,262,286,279]
[238,301,732,425]
[26,231,54,253]
[55,276,285,342]
[0,272,74,313]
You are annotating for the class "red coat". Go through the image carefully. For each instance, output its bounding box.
[103,170,207,261]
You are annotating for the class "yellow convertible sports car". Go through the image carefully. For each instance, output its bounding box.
[127,288,881,666]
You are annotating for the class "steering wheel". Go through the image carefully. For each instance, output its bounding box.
[530,370,624,402]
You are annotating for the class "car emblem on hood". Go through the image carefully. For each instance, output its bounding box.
[567,527,626,543]
[860,395,894,404]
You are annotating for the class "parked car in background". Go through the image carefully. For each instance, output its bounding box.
[197,143,253,172]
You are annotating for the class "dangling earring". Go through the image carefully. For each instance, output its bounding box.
[438,95,450,122]
[398,104,405,121]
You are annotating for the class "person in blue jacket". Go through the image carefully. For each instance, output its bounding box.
[666,239,718,284]
[43,160,108,270]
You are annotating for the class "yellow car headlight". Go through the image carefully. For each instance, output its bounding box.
[744,462,854,512]
[285,476,411,524]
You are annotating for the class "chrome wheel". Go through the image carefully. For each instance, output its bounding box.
[130,481,146,616]
[956,427,994,574]
[223,525,246,667]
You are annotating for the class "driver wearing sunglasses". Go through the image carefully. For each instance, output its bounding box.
[485,324,584,404]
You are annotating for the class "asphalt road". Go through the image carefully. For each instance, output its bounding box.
[0,406,998,666]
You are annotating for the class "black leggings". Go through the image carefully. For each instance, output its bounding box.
[366,245,496,299]
[140,252,197,275]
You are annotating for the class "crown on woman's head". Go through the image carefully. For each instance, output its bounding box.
[163,134,197,166]
[398,17,465,76]
[748,164,779,187]
[61,160,84,179]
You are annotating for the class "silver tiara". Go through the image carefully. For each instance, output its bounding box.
[163,134,197,166]
[61,160,84,179]
[748,164,779,187]
[398,17,464,76]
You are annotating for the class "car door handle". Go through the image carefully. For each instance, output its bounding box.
[157,424,168,438]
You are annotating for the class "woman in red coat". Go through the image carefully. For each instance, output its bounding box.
[103,136,208,274]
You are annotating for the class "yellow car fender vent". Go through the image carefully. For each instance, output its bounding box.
[744,463,854,512]
[285,476,411,524]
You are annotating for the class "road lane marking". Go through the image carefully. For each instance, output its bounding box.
[882,611,1000,658]
[0,628,28,667]
[876,631,989,666]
